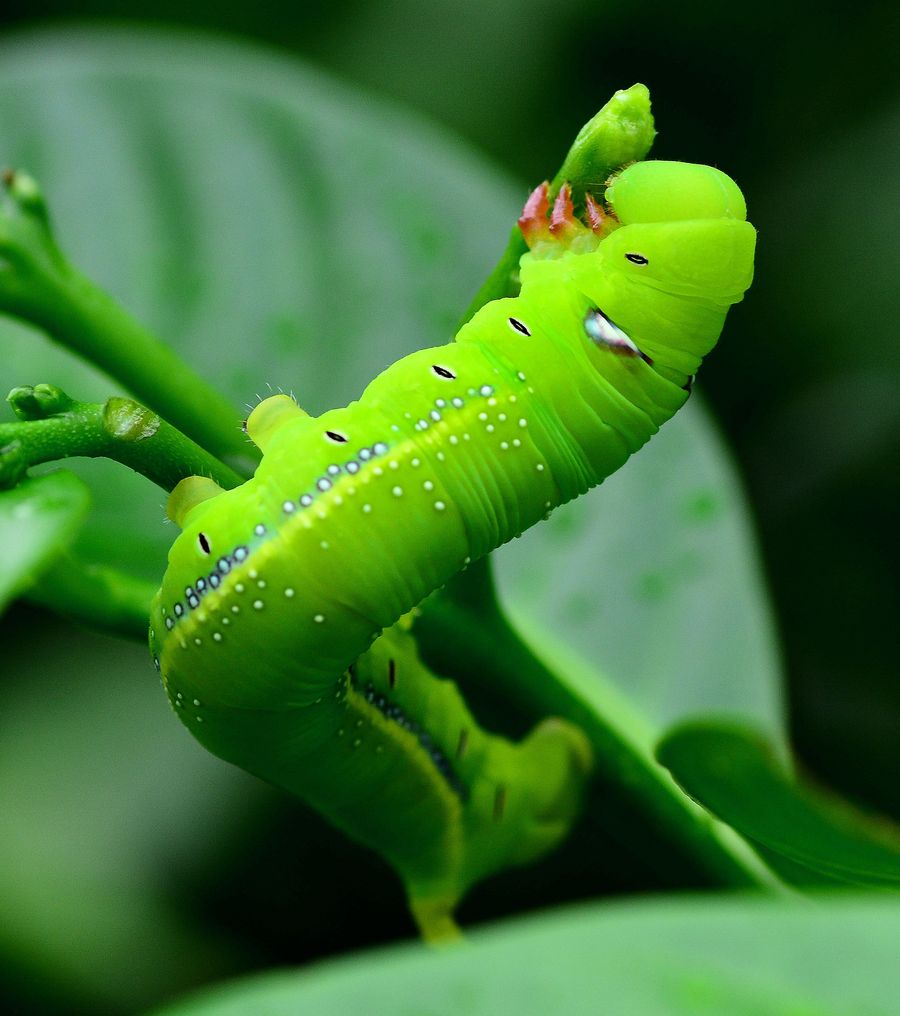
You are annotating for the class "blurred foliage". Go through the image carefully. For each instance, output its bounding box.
[147,894,900,1016]
[0,2,896,1014]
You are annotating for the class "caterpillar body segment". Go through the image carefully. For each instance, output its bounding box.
[149,159,756,934]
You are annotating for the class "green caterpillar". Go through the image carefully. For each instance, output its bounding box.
[149,159,755,938]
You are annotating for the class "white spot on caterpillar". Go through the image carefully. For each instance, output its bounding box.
[392,486,403,497]
[249,569,258,579]
[509,394,517,403]
[300,494,313,506]
[314,614,325,623]
[346,462,359,474]
[320,540,330,549]
[213,632,223,642]
[389,460,399,470]
[500,441,509,450]
[359,448,372,460]
[231,604,240,613]
[435,399,446,408]
[517,371,526,381]
[285,588,295,598]
[253,599,264,610]
[222,617,230,626]
[257,579,266,589]
[519,418,528,427]
[333,495,344,506]
[478,412,488,421]
[373,442,388,455]
[463,432,471,440]
[498,413,507,422]
[436,451,445,461]
[536,463,545,472]
[434,501,446,511]
[374,466,384,476]
[430,410,441,422]
[363,503,372,513]
[194,637,202,645]
[480,385,494,396]
[449,434,458,445]
[411,458,421,467]
[486,424,495,433]
[452,397,464,408]
[254,523,266,536]
[488,397,498,407]
[317,477,332,492]
[327,464,340,475]
[423,480,434,491]
[513,438,521,447]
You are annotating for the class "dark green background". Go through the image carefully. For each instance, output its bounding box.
[0,2,896,1014]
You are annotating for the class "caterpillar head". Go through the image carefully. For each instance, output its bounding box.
[578,161,756,383]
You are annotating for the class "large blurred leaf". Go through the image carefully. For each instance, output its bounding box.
[151,894,900,1016]
[494,399,783,738]
[657,721,900,889]
[0,470,89,613]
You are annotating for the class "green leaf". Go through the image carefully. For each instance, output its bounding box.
[0,470,89,612]
[149,894,900,1016]
[494,401,783,741]
[657,721,900,888]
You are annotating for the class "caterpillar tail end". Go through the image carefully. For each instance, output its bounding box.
[506,717,594,868]
[409,894,465,946]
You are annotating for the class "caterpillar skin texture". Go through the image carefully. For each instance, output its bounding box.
[150,160,755,931]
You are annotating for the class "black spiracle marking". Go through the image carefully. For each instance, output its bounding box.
[431,364,456,380]
[326,430,348,443]
[625,252,648,266]
[509,317,531,336]
[352,673,467,800]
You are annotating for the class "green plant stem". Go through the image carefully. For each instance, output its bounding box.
[28,554,157,641]
[0,384,243,492]
[0,170,257,474]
